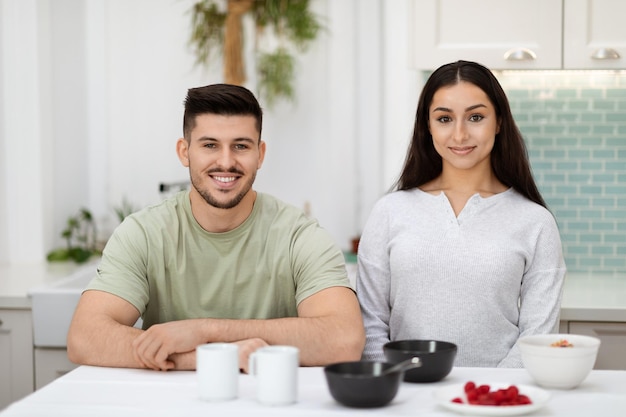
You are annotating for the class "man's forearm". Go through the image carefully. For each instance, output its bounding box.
[67,316,146,369]
[200,315,364,366]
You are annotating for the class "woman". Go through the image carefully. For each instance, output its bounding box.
[357,60,565,367]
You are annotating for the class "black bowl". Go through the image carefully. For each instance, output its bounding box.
[384,340,457,382]
[324,361,403,408]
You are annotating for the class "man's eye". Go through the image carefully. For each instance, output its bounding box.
[203,143,216,148]
[234,144,249,150]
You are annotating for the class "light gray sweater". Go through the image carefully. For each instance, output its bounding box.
[357,188,566,367]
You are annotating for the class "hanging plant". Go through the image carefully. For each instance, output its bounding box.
[188,0,322,106]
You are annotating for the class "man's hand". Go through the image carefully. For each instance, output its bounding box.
[132,319,208,370]
[233,338,269,373]
[132,319,269,372]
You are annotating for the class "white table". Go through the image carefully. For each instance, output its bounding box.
[2,365,625,416]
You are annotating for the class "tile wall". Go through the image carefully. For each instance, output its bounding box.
[496,71,626,273]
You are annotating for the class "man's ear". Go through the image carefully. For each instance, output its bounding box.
[176,138,190,167]
[257,140,266,170]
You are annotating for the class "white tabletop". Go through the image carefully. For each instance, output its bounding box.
[2,365,625,416]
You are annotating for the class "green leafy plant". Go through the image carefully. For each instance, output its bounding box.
[46,208,100,263]
[47,198,139,264]
[189,0,322,106]
[114,197,138,223]
[258,47,295,107]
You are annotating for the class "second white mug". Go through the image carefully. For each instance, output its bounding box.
[248,345,299,405]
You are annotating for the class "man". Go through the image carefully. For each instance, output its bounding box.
[67,84,365,372]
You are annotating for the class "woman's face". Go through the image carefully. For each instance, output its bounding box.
[428,81,501,173]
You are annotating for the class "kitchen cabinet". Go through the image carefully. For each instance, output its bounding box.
[34,348,78,389]
[0,309,34,410]
[411,0,626,70]
[0,260,96,409]
[564,0,626,69]
[566,321,626,370]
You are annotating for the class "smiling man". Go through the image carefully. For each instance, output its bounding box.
[67,84,365,372]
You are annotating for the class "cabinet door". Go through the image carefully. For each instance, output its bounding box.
[0,310,34,409]
[410,0,563,70]
[34,348,78,390]
[568,321,626,370]
[564,0,626,69]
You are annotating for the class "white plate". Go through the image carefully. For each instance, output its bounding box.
[434,383,550,416]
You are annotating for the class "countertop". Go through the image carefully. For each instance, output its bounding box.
[2,365,625,416]
[560,272,626,322]
[1,260,625,322]
[0,260,98,309]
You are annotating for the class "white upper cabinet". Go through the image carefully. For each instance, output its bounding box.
[410,0,563,70]
[564,0,626,69]
[411,0,625,70]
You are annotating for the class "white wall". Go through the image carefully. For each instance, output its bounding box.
[0,0,6,262]
[0,0,47,263]
[0,0,418,263]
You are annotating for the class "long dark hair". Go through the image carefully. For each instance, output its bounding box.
[394,60,546,208]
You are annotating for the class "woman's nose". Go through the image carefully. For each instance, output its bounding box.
[452,121,469,142]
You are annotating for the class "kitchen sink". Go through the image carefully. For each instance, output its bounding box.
[29,264,97,347]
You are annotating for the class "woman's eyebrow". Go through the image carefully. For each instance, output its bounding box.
[465,103,488,112]
[431,103,488,113]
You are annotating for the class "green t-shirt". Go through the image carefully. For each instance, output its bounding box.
[87,191,351,329]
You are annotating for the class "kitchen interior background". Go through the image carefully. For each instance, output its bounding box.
[497,70,626,273]
[1,0,624,274]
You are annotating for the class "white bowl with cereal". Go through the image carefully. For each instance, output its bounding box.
[518,334,600,389]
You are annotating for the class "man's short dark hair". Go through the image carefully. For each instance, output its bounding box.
[183,84,263,140]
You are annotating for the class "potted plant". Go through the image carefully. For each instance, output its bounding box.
[46,208,100,263]
[46,198,139,264]
[188,0,323,106]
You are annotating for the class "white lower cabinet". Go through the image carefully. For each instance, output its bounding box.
[34,348,79,389]
[0,309,34,410]
[567,321,626,370]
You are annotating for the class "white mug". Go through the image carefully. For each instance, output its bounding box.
[248,345,299,405]
[196,343,239,401]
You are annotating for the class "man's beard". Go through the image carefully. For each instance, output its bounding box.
[190,170,256,209]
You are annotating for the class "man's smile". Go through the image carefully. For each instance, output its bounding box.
[212,175,238,183]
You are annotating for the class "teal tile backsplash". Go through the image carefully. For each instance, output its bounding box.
[496,71,626,273]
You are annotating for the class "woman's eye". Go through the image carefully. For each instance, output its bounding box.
[437,116,452,123]
[469,114,484,122]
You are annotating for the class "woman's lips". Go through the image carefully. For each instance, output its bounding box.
[449,146,476,156]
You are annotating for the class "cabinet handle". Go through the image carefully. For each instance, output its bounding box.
[0,319,3,327]
[503,48,537,61]
[591,48,621,60]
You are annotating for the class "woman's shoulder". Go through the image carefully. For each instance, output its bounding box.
[500,189,557,222]
[376,188,434,205]
[366,189,439,222]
